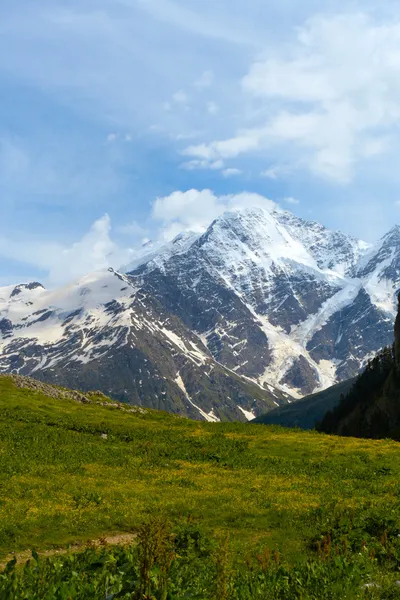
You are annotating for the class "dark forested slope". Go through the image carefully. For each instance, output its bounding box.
[252,378,355,430]
[318,302,400,440]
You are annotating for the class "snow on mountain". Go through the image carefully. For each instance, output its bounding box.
[275,210,371,276]
[127,206,399,397]
[1,204,399,413]
[0,268,286,421]
[356,226,400,314]
[122,231,200,274]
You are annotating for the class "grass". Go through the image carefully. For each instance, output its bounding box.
[1,375,400,597]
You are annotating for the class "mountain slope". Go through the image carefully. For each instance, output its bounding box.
[129,206,398,396]
[0,269,285,421]
[252,378,356,430]
[317,345,399,439]
[317,293,400,440]
[2,204,400,415]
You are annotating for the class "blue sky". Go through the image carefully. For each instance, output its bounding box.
[2,0,400,286]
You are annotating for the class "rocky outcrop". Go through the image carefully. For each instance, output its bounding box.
[4,373,148,414]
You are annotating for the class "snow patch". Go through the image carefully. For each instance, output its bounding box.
[238,406,256,421]
[174,372,218,422]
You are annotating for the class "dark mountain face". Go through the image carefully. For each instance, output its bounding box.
[316,290,400,441]
[0,269,286,422]
[128,207,399,397]
[1,206,400,419]
[317,345,400,440]
[133,254,272,380]
[252,378,356,430]
[357,226,400,280]
[306,289,394,381]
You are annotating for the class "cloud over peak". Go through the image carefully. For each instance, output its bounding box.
[152,189,277,240]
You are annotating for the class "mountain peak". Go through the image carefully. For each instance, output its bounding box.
[5,282,45,301]
[381,224,400,244]
[2,204,399,410]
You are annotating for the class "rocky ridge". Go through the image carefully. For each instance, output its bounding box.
[1,204,400,417]
[0,268,286,421]
[127,207,399,397]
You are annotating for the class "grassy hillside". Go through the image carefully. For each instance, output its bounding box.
[252,378,355,430]
[1,375,400,598]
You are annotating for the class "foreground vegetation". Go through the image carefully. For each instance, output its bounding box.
[3,515,400,599]
[1,375,400,597]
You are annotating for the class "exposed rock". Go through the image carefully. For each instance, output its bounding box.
[2,205,400,413]
[0,270,285,421]
[279,356,319,396]
[4,373,148,414]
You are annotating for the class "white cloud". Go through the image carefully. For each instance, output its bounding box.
[185,128,264,160]
[261,167,278,180]
[0,215,133,287]
[222,168,242,177]
[183,12,400,182]
[152,189,277,240]
[175,130,204,141]
[260,164,293,180]
[118,220,148,238]
[132,0,257,46]
[107,132,133,143]
[48,215,120,285]
[283,197,300,205]
[181,158,224,170]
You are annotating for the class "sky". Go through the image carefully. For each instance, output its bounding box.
[2,0,400,286]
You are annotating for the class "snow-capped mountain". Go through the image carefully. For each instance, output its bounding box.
[121,231,199,274]
[1,204,399,416]
[129,206,398,397]
[0,268,286,421]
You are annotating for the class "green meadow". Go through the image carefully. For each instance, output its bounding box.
[1,375,400,598]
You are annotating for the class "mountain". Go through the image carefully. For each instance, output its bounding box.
[252,378,356,430]
[316,292,400,440]
[317,344,399,440]
[0,269,286,422]
[128,206,398,397]
[1,204,400,419]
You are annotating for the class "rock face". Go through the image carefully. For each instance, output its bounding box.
[1,204,400,417]
[128,207,399,397]
[0,269,286,422]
